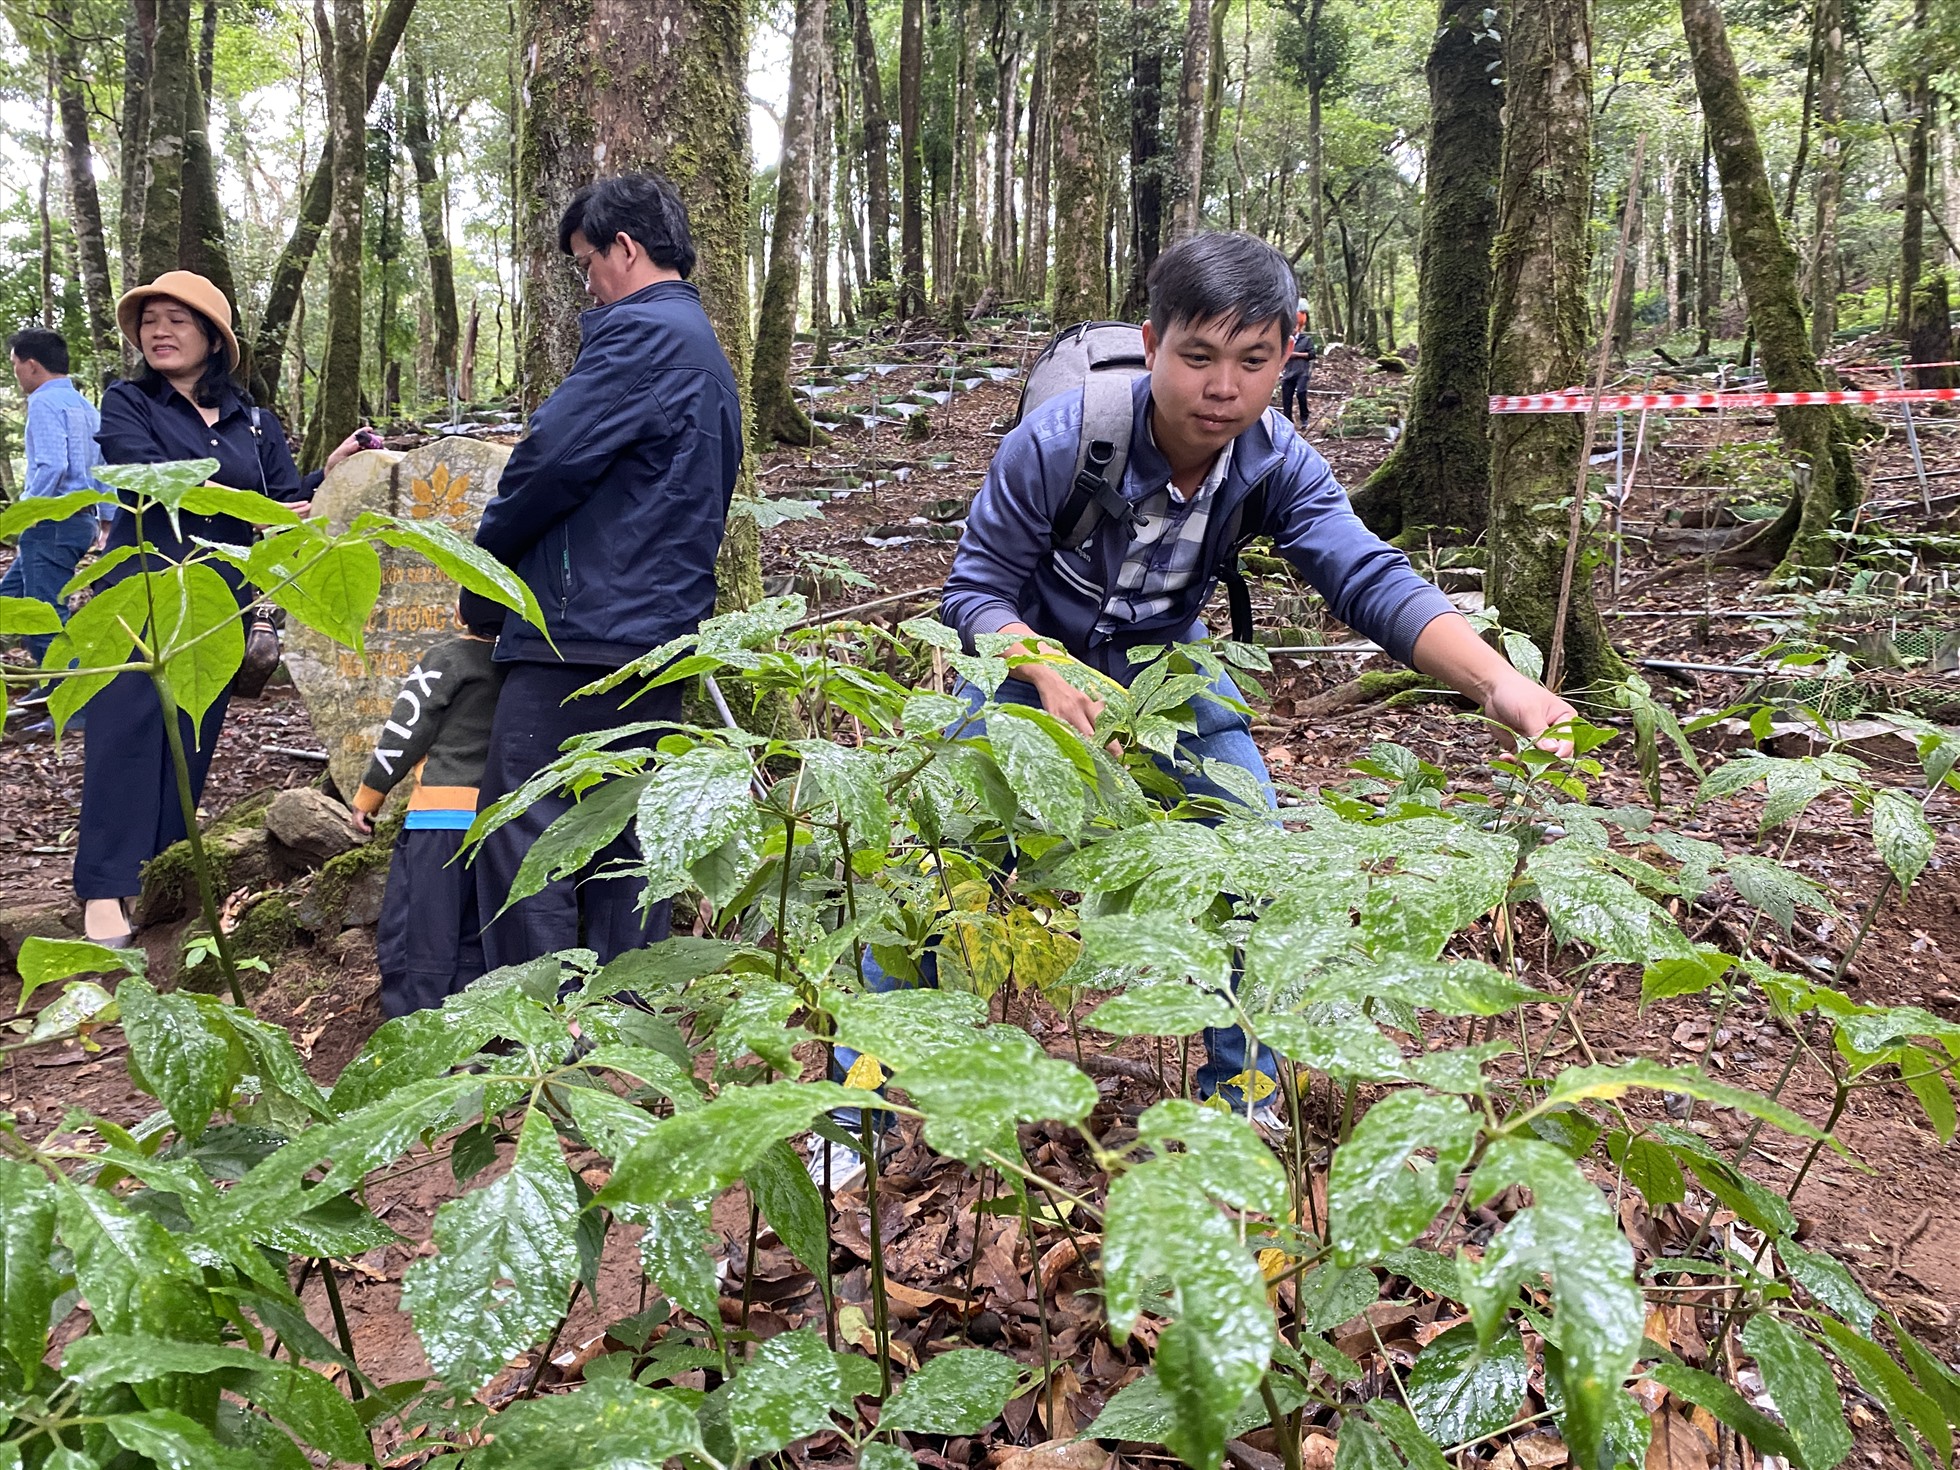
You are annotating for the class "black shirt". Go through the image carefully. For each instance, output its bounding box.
[96,375,316,561]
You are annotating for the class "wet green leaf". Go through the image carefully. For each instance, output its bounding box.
[399,1106,582,1393]
[1778,1242,1877,1335]
[0,1160,55,1390]
[1466,1139,1642,1470]
[987,705,1087,832]
[1545,1060,1825,1139]
[747,1140,833,1301]
[1741,1315,1853,1470]
[1812,1315,1950,1467]
[1649,1363,1805,1468]
[597,1081,851,1208]
[880,1348,1023,1436]
[101,1409,263,1470]
[1138,1098,1288,1214]
[1871,789,1936,891]
[1089,982,1234,1037]
[1328,1091,1479,1266]
[1255,1012,1406,1081]
[472,1378,707,1467]
[729,1327,850,1456]
[899,1030,1097,1166]
[14,934,144,1013]
[1104,1163,1272,1470]
[118,979,236,1143]
[63,1334,370,1464]
[1406,1323,1528,1447]
[632,1199,723,1335]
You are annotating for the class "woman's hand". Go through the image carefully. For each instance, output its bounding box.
[323,428,378,473]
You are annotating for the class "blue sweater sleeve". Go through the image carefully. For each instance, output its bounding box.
[1261,427,1457,666]
[939,396,1082,642]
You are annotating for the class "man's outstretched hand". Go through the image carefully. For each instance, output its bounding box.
[1483,670,1579,757]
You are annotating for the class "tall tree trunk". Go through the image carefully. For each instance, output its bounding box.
[119,0,157,290]
[813,43,836,360]
[850,0,893,291]
[1201,0,1230,202]
[898,0,927,317]
[1896,0,1928,340]
[136,0,193,285]
[1024,36,1050,296]
[834,22,865,325]
[1680,0,1858,577]
[1806,0,1842,357]
[949,0,983,322]
[518,0,766,613]
[1694,126,1715,354]
[37,60,54,328]
[1349,0,1500,544]
[249,0,417,405]
[1609,181,1640,357]
[1123,0,1165,314]
[752,0,830,445]
[1485,0,1623,691]
[1303,0,1338,337]
[1168,0,1212,241]
[179,0,239,322]
[1049,0,1107,323]
[306,0,367,468]
[404,44,460,385]
[53,27,118,377]
[1670,159,1691,330]
[991,15,1022,295]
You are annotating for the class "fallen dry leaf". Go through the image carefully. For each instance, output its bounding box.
[992,1439,1108,1470]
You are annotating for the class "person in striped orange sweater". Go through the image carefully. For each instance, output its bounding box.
[349,592,508,1016]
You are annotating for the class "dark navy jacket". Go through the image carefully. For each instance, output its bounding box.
[941,374,1456,683]
[474,279,743,668]
[96,375,314,567]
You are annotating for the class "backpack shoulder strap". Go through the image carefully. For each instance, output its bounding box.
[1056,372,1141,551]
[1217,470,1275,646]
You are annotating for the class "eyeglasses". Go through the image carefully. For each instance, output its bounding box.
[571,248,602,283]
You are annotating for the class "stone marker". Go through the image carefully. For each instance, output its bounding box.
[284,438,512,801]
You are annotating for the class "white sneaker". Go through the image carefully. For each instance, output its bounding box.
[806,1137,867,1192]
[1250,1102,1291,1139]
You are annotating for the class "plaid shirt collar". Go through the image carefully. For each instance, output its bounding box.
[1097,425,1233,631]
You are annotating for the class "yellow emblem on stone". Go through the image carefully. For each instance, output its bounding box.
[407,462,473,530]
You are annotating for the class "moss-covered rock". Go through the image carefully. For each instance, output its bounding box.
[294,820,397,932]
[178,894,299,995]
[135,788,289,924]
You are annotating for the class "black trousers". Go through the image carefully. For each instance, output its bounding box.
[74,669,230,900]
[475,661,683,971]
[1280,367,1313,425]
[376,826,485,1017]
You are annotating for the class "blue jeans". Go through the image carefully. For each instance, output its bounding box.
[832,667,1280,1121]
[1,511,95,667]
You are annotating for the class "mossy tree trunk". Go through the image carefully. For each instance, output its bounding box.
[849,0,893,293]
[179,0,240,359]
[1896,0,1929,341]
[1048,0,1107,325]
[897,0,927,317]
[518,0,766,621]
[306,0,367,470]
[1805,0,1842,358]
[990,15,1022,295]
[949,0,984,324]
[1484,0,1624,693]
[752,0,830,445]
[404,43,460,386]
[1168,0,1211,242]
[1122,0,1165,315]
[135,0,192,287]
[119,0,156,293]
[249,0,416,408]
[1301,0,1339,339]
[1680,0,1858,578]
[1024,37,1050,297]
[52,23,118,376]
[1349,0,1499,545]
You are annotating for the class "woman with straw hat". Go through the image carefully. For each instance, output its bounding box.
[74,270,369,947]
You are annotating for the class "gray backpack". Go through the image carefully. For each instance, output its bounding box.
[1011,320,1270,644]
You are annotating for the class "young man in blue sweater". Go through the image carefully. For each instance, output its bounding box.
[818,232,1575,1183]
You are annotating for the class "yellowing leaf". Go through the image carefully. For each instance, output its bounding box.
[844,1054,886,1090]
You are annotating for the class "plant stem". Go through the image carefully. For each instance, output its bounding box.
[317,1260,366,1401]
[1260,1379,1305,1470]
[1785,1074,1848,1201]
[861,1111,893,1398]
[1834,872,1892,983]
[1022,1187,1055,1430]
[739,1196,761,1337]
[151,666,248,1007]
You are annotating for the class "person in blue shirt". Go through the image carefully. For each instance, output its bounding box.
[73,271,369,947]
[3,328,105,691]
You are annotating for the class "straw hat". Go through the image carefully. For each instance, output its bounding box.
[115,270,240,372]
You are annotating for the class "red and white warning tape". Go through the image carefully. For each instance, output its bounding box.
[1489,385,1960,414]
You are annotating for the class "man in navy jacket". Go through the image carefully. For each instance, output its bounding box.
[473,172,742,969]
